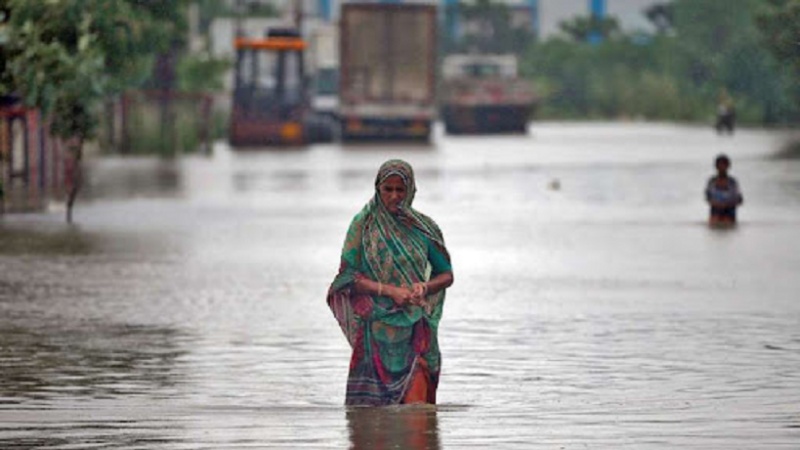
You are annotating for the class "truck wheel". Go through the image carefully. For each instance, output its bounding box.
[304,115,338,143]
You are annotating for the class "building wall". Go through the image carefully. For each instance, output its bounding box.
[0,106,67,213]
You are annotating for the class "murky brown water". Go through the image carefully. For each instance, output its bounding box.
[1,123,799,449]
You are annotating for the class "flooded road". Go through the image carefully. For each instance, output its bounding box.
[1,123,799,449]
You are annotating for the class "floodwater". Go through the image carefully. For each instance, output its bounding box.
[1,123,799,449]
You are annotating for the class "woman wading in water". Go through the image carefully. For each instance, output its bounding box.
[327,160,454,405]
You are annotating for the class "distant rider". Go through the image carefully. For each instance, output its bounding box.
[715,91,736,135]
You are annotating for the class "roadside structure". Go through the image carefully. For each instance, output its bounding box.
[0,98,67,213]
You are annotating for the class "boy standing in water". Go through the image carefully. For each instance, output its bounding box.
[706,154,743,226]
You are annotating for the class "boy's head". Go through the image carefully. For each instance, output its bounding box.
[715,154,731,175]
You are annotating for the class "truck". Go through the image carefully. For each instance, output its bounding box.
[441,54,536,134]
[228,27,336,147]
[338,2,437,141]
[229,28,309,146]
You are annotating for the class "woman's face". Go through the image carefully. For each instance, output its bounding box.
[379,175,407,214]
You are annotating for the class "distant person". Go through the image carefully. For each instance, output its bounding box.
[715,90,736,135]
[706,154,743,226]
[327,160,454,405]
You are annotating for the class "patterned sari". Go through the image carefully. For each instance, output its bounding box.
[328,160,451,406]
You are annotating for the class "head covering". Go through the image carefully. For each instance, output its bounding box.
[374,159,416,207]
[371,159,443,247]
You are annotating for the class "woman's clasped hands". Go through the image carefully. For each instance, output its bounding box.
[385,282,428,308]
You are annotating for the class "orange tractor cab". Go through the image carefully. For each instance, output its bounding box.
[229,28,311,146]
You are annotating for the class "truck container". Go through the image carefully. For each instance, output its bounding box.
[339,2,437,141]
[441,54,536,134]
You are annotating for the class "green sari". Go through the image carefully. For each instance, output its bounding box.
[328,160,451,406]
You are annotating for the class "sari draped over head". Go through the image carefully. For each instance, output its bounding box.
[328,159,451,406]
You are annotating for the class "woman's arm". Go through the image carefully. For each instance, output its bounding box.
[411,271,454,300]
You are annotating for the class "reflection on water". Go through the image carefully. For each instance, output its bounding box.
[0,227,94,255]
[0,322,186,403]
[83,158,183,200]
[347,406,440,450]
[1,124,799,448]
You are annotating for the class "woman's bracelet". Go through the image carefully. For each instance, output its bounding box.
[378,281,383,297]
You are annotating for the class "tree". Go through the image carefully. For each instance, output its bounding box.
[757,0,800,110]
[0,0,185,222]
[521,0,798,124]
[644,3,674,35]
[670,0,762,86]
[670,0,795,123]
[559,15,621,43]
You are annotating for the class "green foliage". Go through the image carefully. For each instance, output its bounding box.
[176,54,231,93]
[1,0,191,220]
[757,0,800,110]
[3,3,106,138]
[522,0,799,125]
[121,94,218,156]
[522,37,704,121]
[1,0,185,140]
[644,3,674,34]
[559,15,621,42]
[757,0,800,69]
